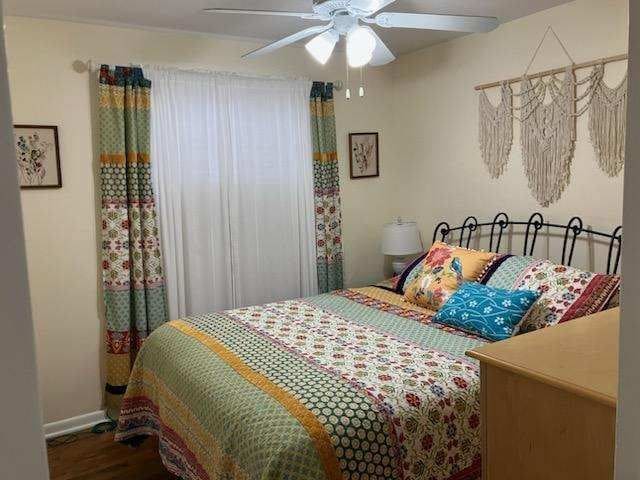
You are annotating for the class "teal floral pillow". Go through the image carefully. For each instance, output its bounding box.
[434,282,540,341]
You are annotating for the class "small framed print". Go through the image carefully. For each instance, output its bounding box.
[349,132,379,179]
[14,125,62,189]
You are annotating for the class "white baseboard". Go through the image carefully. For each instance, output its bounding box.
[44,410,109,440]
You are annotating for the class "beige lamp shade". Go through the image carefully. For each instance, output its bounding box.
[382,220,422,256]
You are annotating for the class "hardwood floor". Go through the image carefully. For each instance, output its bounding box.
[47,430,177,479]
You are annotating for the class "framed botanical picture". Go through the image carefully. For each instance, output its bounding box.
[349,132,379,179]
[14,125,62,189]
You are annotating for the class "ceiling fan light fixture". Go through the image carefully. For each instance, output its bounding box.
[305,30,339,65]
[346,25,376,68]
[204,2,499,65]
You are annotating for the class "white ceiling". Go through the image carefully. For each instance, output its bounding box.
[4,0,573,56]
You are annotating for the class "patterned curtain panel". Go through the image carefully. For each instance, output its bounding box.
[310,82,344,293]
[99,65,168,418]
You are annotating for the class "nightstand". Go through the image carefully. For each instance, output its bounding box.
[467,308,619,480]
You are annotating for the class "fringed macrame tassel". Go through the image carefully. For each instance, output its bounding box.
[520,67,576,207]
[479,83,513,178]
[589,65,627,177]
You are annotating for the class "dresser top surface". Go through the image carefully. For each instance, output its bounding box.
[467,308,619,407]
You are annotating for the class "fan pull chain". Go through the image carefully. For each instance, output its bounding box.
[359,67,366,97]
[345,56,351,100]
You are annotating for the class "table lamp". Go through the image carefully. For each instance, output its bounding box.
[382,219,423,275]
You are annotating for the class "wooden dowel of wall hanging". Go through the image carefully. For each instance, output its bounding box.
[474,52,628,91]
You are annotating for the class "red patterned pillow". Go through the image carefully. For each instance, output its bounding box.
[515,259,620,332]
[375,276,401,291]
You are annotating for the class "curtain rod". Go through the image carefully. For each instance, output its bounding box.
[143,63,311,83]
[73,59,343,89]
[474,52,628,91]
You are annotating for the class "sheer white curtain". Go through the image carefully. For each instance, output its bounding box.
[148,67,318,318]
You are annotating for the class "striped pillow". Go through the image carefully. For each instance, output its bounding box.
[479,255,620,332]
[394,252,428,294]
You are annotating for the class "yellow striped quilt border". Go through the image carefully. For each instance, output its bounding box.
[171,320,343,480]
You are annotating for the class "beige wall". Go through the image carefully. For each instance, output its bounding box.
[5,16,397,423]
[389,0,627,269]
[616,0,639,475]
[0,5,49,478]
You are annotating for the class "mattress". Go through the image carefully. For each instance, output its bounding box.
[115,286,487,480]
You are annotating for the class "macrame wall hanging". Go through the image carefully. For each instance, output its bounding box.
[476,26,628,206]
[519,67,576,206]
[589,63,628,177]
[479,83,513,178]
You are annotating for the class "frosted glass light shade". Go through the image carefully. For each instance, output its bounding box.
[346,26,375,68]
[382,221,422,256]
[305,30,339,65]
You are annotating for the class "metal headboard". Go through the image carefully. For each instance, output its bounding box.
[432,212,623,275]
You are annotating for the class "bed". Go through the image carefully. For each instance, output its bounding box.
[115,213,622,480]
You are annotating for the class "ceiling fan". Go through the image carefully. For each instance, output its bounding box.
[203,1,499,67]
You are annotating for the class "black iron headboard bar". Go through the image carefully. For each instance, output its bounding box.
[609,225,623,275]
[433,222,619,241]
[432,212,623,274]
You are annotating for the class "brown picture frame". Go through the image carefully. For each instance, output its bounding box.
[14,124,62,189]
[349,132,379,179]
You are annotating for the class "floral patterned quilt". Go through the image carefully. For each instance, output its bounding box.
[115,287,486,480]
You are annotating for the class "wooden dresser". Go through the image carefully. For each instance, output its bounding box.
[467,308,619,480]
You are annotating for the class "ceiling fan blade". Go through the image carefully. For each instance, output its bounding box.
[243,25,333,59]
[373,12,499,33]
[202,8,324,20]
[349,0,396,16]
[362,26,396,66]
